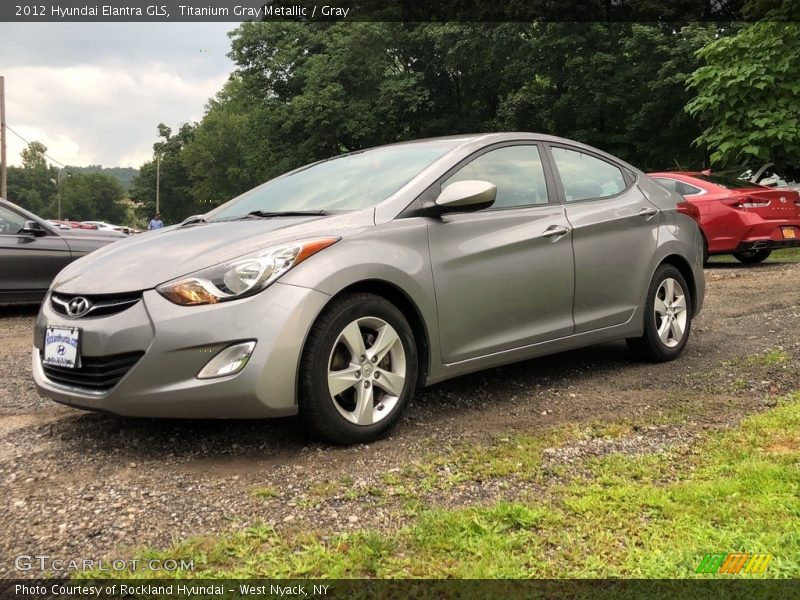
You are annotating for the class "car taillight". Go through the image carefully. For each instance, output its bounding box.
[676,201,700,221]
[735,196,771,209]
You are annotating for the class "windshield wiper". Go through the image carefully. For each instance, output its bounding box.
[180,215,207,226]
[240,210,332,219]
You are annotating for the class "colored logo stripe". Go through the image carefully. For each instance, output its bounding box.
[696,553,772,574]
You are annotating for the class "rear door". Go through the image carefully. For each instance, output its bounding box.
[546,144,660,333]
[0,204,71,299]
[427,143,575,363]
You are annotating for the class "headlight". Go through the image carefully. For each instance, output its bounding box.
[157,237,339,305]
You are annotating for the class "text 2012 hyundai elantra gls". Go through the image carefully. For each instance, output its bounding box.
[33,133,705,444]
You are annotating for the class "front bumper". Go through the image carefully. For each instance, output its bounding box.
[33,283,330,418]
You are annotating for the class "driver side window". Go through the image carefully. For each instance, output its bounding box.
[0,206,26,235]
[442,145,549,209]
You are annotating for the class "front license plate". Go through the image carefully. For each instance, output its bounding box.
[43,327,81,369]
[782,227,797,239]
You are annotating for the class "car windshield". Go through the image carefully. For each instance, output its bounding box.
[208,141,459,221]
[694,173,759,189]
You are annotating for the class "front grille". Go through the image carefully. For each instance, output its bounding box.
[51,292,142,319]
[42,351,144,392]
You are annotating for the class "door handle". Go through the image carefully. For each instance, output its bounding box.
[638,207,660,219]
[542,225,572,238]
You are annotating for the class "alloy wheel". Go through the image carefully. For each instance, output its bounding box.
[327,316,407,425]
[653,277,688,348]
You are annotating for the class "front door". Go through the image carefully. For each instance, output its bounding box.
[427,144,576,363]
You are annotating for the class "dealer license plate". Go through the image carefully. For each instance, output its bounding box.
[43,326,81,369]
[782,227,797,239]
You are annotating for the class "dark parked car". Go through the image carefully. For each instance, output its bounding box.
[1,198,127,303]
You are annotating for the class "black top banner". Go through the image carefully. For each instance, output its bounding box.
[0,0,790,23]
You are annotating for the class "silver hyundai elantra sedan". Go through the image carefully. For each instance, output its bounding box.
[33,133,705,444]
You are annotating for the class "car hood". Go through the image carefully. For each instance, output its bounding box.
[52,211,373,295]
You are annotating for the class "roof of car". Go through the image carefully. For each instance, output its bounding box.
[649,171,701,177]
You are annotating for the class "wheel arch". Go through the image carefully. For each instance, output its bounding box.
[307,279,431,388]
[658,254,697,316]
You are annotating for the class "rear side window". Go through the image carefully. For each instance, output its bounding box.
[550,147,626,202]
[443,145,549,208]
[652,178,703,197]
[0,206,26,234]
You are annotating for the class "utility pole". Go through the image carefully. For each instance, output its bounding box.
[155,153,160,214]
[50,170,67,219]
[0,76,7,199]
[57,170,62,220]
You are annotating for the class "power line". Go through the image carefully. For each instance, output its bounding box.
[5,123,67,167]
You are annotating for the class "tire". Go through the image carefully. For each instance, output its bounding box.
[733,249,772,264]
[626,264,693,362]
[299,292,418,445]
[701,234,710,267]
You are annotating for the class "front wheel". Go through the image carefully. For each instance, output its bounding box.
[627,264,692,362]
[299,293,418,445]
[733,249,772,264]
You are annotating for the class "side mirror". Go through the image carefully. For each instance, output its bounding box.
[21,220,47,236]
[433,180,497,214]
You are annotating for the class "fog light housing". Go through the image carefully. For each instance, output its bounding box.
[197,341,256,379]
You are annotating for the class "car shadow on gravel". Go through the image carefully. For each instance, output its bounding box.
[0,304,39,317]
[22,341,635,466]
[414,340,632,410]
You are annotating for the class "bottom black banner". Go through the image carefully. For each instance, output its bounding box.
[1,579,798,600]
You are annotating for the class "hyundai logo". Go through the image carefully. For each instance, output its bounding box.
[780,197,787,204]
[66,297,92,318]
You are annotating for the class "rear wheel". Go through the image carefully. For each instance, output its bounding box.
[299,293,418,445]
[733,249,772,264]
[627,264,692,362]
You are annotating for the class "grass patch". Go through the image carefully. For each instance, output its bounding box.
[250,486,279,499]
[307,480,340,499]
[90,392,800,579]
[708,247,800,264]
[723,349,791,369]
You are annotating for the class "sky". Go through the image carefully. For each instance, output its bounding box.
[0,23,236,168]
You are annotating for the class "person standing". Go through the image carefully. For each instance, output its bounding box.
[148,213,164,230]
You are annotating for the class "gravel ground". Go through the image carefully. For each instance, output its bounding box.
[1,261,799,577]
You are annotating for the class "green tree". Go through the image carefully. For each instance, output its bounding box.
[138,22,723,221]
[181,78,263,207]
[686,20,800,167]
[6,141,58,216]
[129,123,199,225]
[499,23,718,169]
[60,173,126,223]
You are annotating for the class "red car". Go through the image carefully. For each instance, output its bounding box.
[47,219,98,230]
[649,171,800,264]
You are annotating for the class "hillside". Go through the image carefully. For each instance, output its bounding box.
[63,165,139,192]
